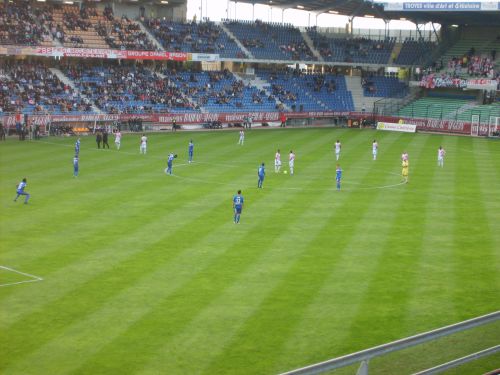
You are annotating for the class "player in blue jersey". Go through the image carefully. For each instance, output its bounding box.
[165,152,176,175]
[188,140,194,163]
[73,155,79,177]
[335,164,342,190]
[233,190,244,223]
[75,138,81,156]
[257,162,265,188]
[14,178,30,204]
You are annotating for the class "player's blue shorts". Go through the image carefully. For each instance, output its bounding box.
[234,206,242,214]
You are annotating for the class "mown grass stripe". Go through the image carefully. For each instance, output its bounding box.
[3,131,337,375]
[450,137,499,318]
[0,129,293,325]
[267,132,414,371]
[333,133,439,355]
[196,136,409,375]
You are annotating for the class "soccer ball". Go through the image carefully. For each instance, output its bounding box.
[284,170,288,174]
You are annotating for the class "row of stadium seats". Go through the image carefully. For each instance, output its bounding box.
[395,38,436,65]
[0,62,94,115]
[223,20,316,61]
[397,97,474,119]
[362,76,408,98]
[307,27,395,64]
[0,2,438,66]
[256,71,354,111]
[144,20,243,59]
[1,59,411,115]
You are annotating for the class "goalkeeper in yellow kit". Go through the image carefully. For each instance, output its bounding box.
[402,159,409,183]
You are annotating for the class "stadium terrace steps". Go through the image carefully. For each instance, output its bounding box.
[137,20,165,51]
[233,73,292,112]
[397,97,474,119]
[156,71,202,113]
[49,68,102,114]
[444,101,479,120]
[345,76,379,112]
[219,23,253,59]
[456,102,500,123]
[300,28,324,62]
[390,42,403,64]
[439,29,499,69]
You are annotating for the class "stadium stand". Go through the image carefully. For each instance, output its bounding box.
[166,70,277,112]
[397,96,474,119]
[144,19,244,58]
[223,20,316,61]
[0,2,54,47]
[63,63,198,114]
[257,70,354,111]
[456,102,500,123]
[395,38,436,65]
[0,61,93,115]
[307,27,394,64]
[362,75,408,98]
[438,27,499,75]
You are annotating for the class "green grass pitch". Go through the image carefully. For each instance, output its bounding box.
[1,128,499,375]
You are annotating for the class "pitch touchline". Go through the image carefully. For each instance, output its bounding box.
[0,265,43,288]
[170,173,406,192]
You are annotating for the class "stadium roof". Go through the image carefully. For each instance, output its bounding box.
[235,0,500,25]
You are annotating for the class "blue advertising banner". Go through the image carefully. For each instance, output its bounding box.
[383,1,500,11]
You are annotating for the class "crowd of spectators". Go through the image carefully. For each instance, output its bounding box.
[279,42,314,61]
[145,19,230,54]
[104,16,155,51]
[64,63,196,114]
[224,20,315,61]
[308,27,393,63]
[63,11,91,32]
[448,52,497,78]
[0,61,93,114]
[0,2,53,46]
[362,76,376,94]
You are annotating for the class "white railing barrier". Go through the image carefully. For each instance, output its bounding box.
[280,311,500,375]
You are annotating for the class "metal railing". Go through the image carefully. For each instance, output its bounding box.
[280,311,500,375]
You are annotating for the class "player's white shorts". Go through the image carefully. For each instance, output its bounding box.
[373,150,377,156]
[289,161,294,168]
[140,144,147,152]
[275,160,281,167]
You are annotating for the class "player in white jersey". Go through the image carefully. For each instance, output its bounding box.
[238,129,244,145]
[274,149,281,173]
[115,131,122,150]
[289,150,295,175]
[334,140,341,161]
[437,146,446,167]
[372,139,378,160]
[140,134,147,154]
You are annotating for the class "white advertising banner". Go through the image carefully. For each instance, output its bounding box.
[377,122,417,133]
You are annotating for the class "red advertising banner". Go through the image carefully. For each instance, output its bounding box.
[1,111,482,137]
[2,111,353,127]
[0,45,215,62]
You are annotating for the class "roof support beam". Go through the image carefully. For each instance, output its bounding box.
[312,0,354,16]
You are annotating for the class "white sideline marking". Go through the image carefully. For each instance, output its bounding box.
[0,266,43,287]
[38,139,405,190]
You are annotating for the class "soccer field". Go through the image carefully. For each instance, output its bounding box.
[1,128,499,375]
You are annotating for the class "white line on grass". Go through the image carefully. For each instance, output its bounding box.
[37,139,405,190]
[0,265,43,287]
